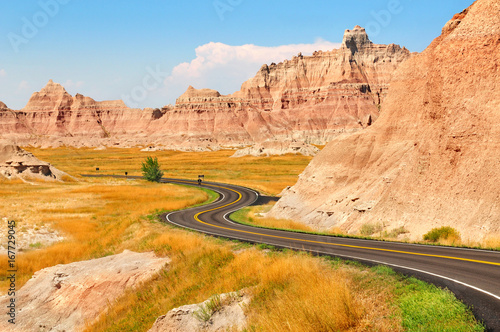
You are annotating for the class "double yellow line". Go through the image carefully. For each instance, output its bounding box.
[188,182,500,267]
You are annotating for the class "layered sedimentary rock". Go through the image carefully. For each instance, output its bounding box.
[0,80,161,147]
[0,27,411,148]
[270,0,500,241]
[165,26,411,146]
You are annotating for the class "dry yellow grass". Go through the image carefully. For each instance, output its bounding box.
[26,147,313,195]
[86,225,400,332]
[0,177,208,292]
[483,234,500,250]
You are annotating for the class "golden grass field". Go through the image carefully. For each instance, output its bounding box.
[0,147,484,331]
[28,147,313,195]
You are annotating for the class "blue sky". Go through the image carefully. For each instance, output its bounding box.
[0,0,473,109]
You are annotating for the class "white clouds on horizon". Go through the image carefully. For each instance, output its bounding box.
[162,39,341,104]
[0,69,6,78]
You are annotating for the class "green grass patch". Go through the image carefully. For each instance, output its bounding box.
[397,277,484,331]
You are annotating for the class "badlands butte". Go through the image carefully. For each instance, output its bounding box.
[0,25,411,150]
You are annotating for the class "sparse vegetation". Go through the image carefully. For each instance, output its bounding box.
[141,156,164,182]
[193,294,223,322]
[424,226,461,244]
[360,222,384,236]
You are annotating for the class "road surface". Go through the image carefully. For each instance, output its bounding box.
[83,175,500,330]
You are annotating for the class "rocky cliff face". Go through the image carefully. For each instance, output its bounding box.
[0,27,411,149]
[165,26,411,146]
[270,0,500,242]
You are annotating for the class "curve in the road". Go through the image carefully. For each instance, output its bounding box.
[81,175,500,330]
[161,178,500,331]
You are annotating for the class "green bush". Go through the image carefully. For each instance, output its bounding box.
[423,226,461,243]
[141,156,164,182]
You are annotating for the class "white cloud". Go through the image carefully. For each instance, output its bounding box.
[63,80,85,90]
[162,39,341,103]
[0,69,6,77]
[18,80,30,91]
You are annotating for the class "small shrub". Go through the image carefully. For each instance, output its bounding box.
[141,156,164,182]
[360,223,383,236]
[386,226,409,238]
[29,242,43,249]
[423,226,461,243]
[193,294,223,322]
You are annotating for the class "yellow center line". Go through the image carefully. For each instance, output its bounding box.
[172,180,500,267]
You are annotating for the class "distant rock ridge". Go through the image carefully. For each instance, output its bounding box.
[270,0,500,241]
[0,26,412,149]
[22,79,127,112]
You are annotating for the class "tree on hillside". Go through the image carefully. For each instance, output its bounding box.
[141,156,164,182]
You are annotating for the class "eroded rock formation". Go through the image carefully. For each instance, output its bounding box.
[0,27,411,149]
[0,250,170,332]
[270,0,500,241]
[0,139,70,181]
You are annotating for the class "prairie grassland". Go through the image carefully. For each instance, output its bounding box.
[0,177,209,291]
[86,223,482,332]
[27,147,313,195]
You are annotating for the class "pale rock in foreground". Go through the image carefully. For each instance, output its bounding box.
[0,250,170,332]
[148,290,251,332]
[270,0,500,242]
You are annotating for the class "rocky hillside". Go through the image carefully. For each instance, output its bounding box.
[0,27,411,149]
[270,0,500,242]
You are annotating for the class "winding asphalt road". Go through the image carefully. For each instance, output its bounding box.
[83,175,500,330]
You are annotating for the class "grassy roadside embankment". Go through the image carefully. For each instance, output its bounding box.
[0,147,485,331]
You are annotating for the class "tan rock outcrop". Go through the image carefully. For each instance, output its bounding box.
[0,139,70,181]
[270,0,500,242]
[0,250,170,332]
[231,140,320,157]
[0,101,9,111]
[0,27,411,149]
[148,290,251,332]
